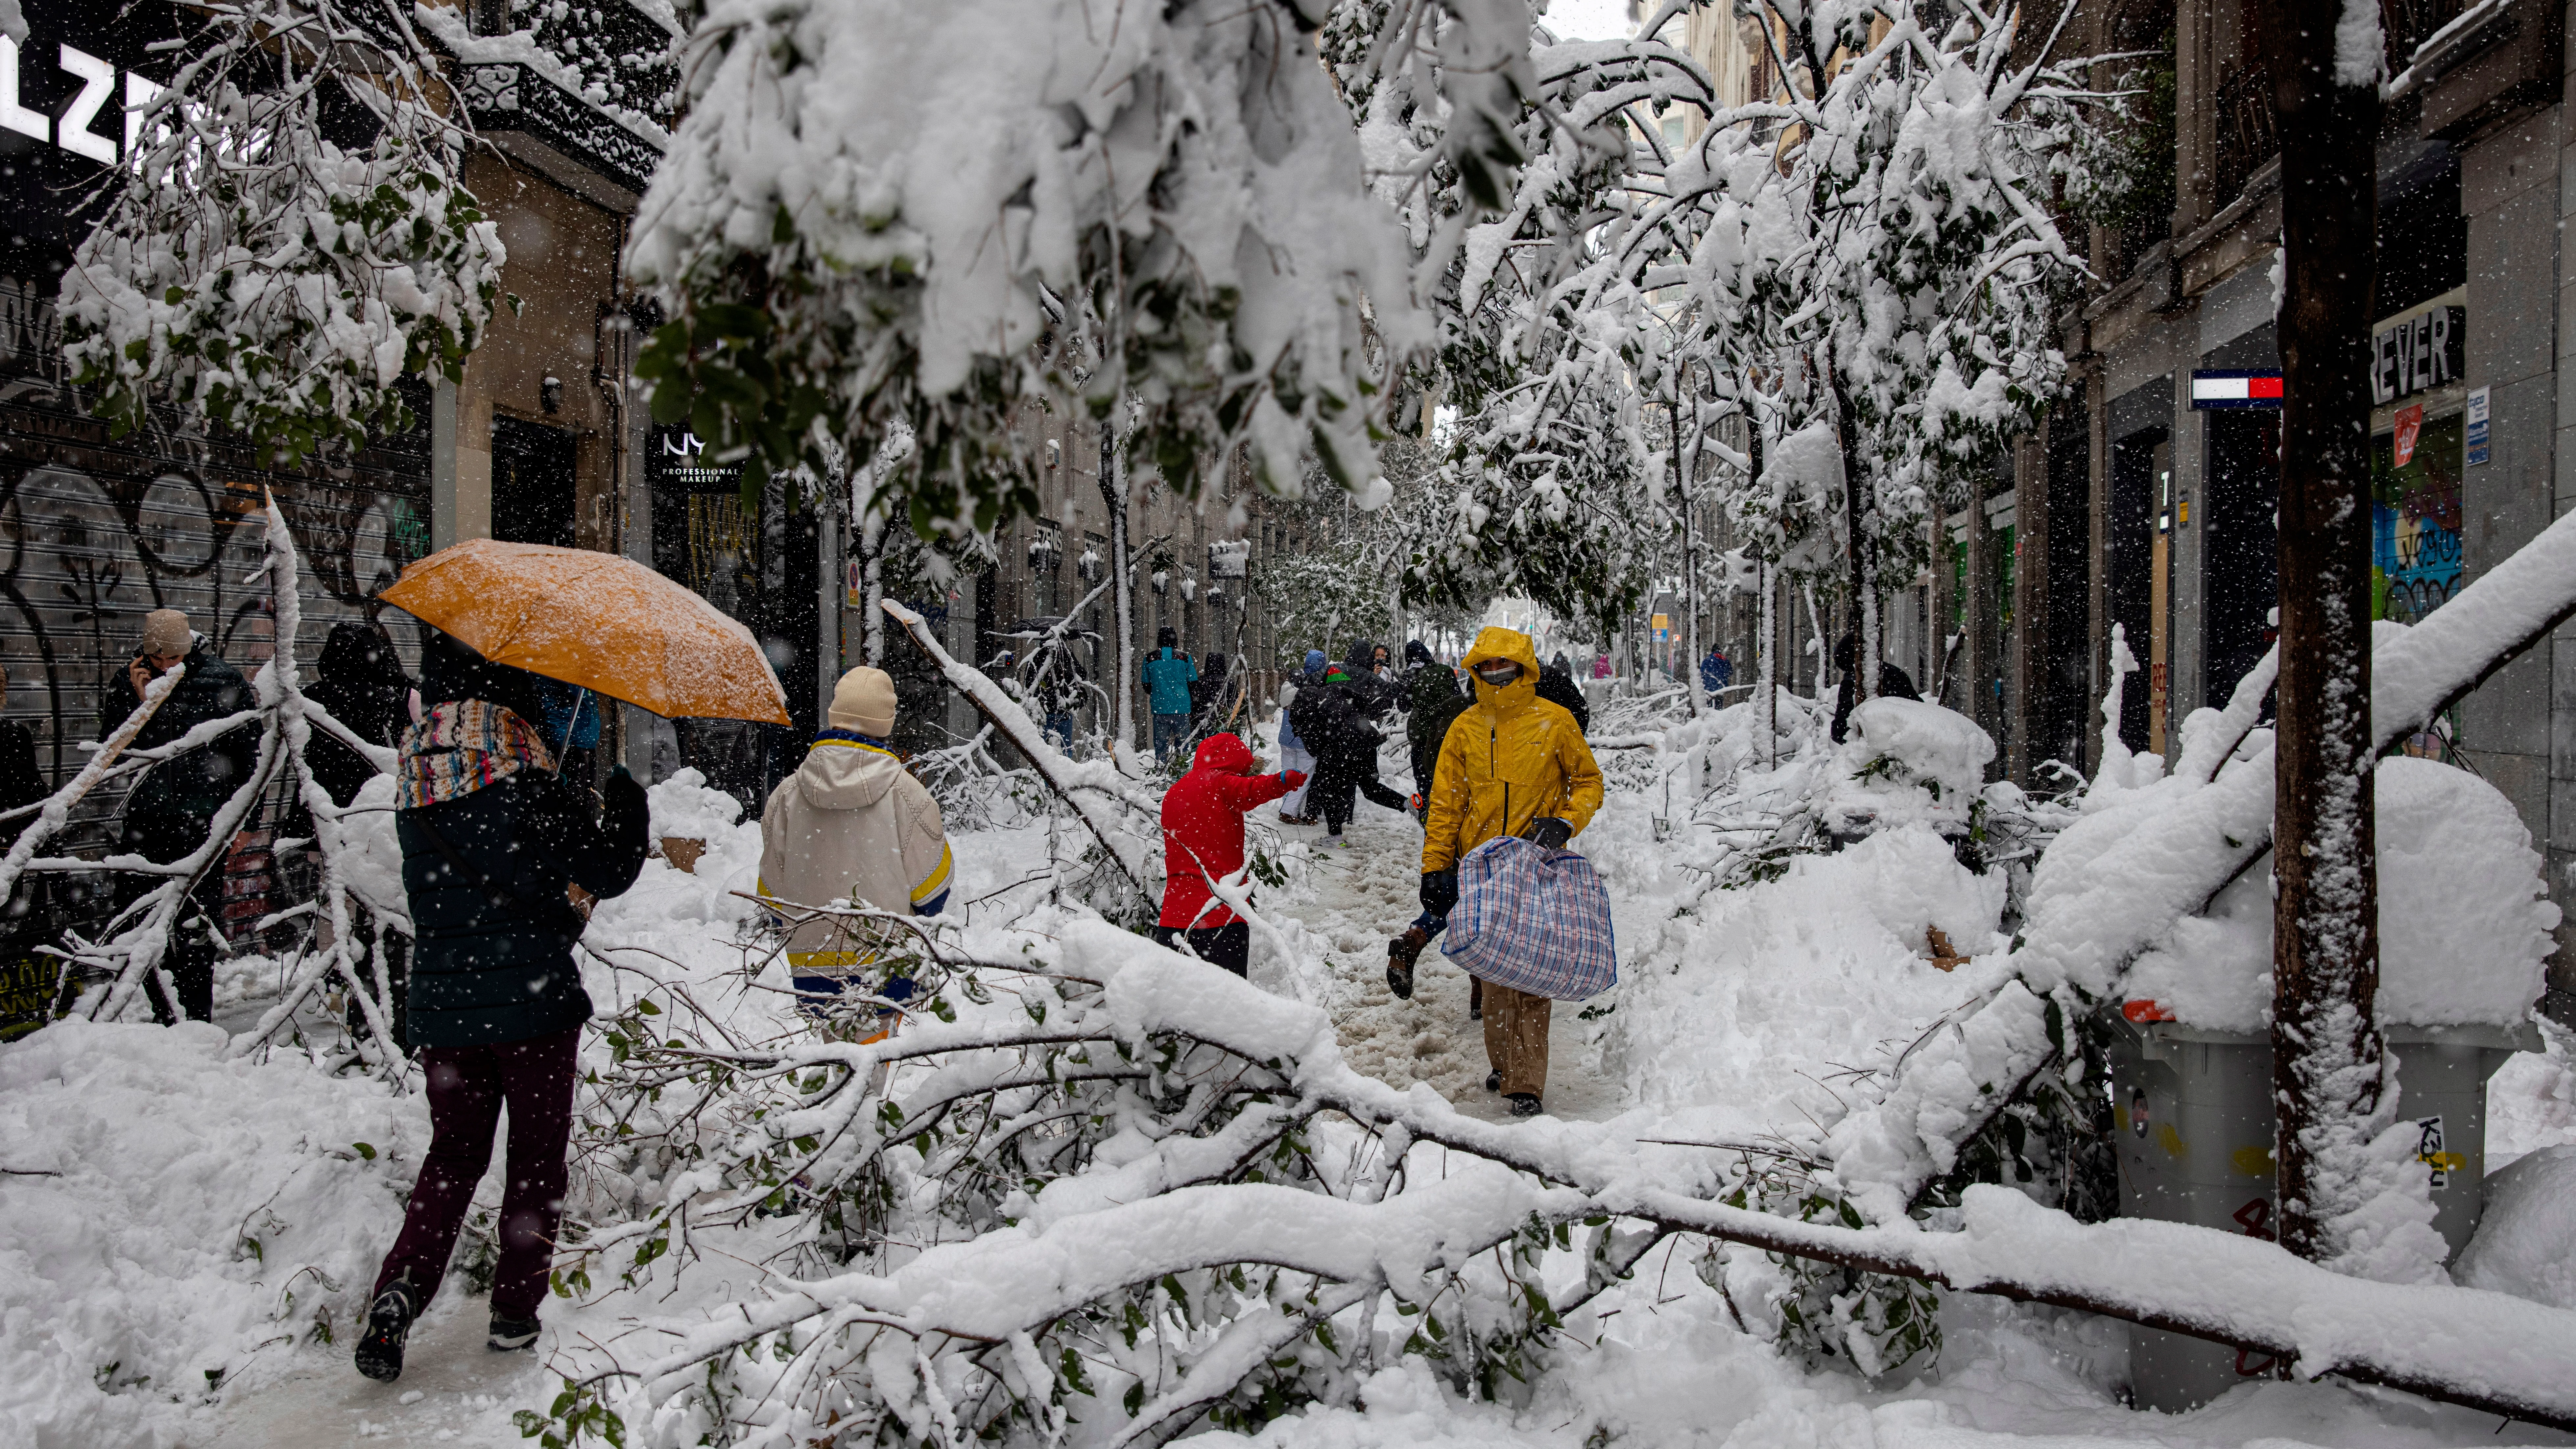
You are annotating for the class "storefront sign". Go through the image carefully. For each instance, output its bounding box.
[652,425,745,495]
[2393,403,2423,469]
[2370,304,2464,404]
[2466,386,2491,466]
[2190,370,2281,409]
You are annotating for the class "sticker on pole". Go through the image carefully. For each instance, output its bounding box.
[2416,1115,2464,1188]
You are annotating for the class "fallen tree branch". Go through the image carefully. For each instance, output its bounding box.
[541,918,2576,1443]
[883,597,1158,895]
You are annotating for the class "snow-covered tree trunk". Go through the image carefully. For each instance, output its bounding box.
[1102,422,1137,769]
[2255,0,2389,1268]
[858,514,887,667]
[1760,562,1777,764]
[1828,365,1878,705]
[1684,472,1705,717]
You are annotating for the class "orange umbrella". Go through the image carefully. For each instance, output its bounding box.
[380,539,792,725]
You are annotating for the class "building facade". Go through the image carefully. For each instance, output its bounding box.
[961,404,1294,750]
[1990,0,2576,1018]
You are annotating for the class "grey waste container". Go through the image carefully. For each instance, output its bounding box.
[2103,1011,2538,1414]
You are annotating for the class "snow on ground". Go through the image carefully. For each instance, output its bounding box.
[0,1018,429,1449]
[1259,800,1624,1125]
[6,739,2576,1448]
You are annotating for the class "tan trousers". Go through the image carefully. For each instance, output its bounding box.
[1482,982,1551,1098]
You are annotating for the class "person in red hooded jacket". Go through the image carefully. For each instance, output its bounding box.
[1156,733,1306,976]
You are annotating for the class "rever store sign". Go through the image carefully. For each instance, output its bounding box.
[2372,302,2464,406]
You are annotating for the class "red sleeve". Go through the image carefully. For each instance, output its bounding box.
[1218,771,1292,812]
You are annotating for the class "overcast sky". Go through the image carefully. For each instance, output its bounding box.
[1541,0,1638,41]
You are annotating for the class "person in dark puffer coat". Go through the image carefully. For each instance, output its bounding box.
[355,628,647,1383]
[1535,654,1591,735]
[1399,640,1469,804]
[297,619,417,1050]
[1293,663,1409,842]
[99,608,257,1025]
[304,621,411,808]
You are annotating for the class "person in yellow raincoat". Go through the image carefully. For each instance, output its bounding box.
[1409,626,1601,1116]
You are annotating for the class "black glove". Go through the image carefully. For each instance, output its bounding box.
[1525,817,1573,851]
[1420,869,1458,916]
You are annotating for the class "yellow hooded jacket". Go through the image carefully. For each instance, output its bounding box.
[1421,626,1604,873]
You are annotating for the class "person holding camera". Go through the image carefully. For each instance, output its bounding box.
[99,609,256,1025]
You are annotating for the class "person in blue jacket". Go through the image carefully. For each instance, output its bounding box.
[1141,625,1198,763]
[1700,646,1733,699]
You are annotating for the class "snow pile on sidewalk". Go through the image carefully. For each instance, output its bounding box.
[1601,815,2009,1127]
[2455,1145,2576,1311]
[0,1019,421,1449]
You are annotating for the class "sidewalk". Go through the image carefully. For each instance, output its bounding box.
[1262,798,1623,1124]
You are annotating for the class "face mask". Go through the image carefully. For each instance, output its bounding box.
[1475,661,1522,687]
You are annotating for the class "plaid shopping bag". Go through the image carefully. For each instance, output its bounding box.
[1439,835,1617,1000]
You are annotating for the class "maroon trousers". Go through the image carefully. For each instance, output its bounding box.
[372,1025,580,1320]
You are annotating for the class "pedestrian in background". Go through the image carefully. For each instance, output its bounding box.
[1401,640,1469,815]
[1295,660,1409,845]
[100,608,255,1025]
[357,629,648,1381]
[1191,652,1234,741]
[0,659,51,1043]
[1829,634,1921,744]
[535,679,602,782]
[1155,733,1302,977]
[305,622,410,808]
[1142,626,1198,763]
[1276,648,1324,823]
[1701,645,1733,699]
[1033,644,1083,754]
[1536,653,1591,734]
[300,620,416,1050]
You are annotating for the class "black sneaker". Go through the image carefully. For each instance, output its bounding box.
[354,1282,417,1382]
[488,1315,541,1352]
[1507,1094,1543,1118]
[1484,1071,1501,1093]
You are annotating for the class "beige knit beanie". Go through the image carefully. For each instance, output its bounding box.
[140,609,191,659]
[828,666,898,736]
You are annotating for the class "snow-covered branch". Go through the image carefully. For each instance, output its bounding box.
[60,0,503,465]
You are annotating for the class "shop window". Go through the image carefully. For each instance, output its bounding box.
[2370,410,2463,625]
